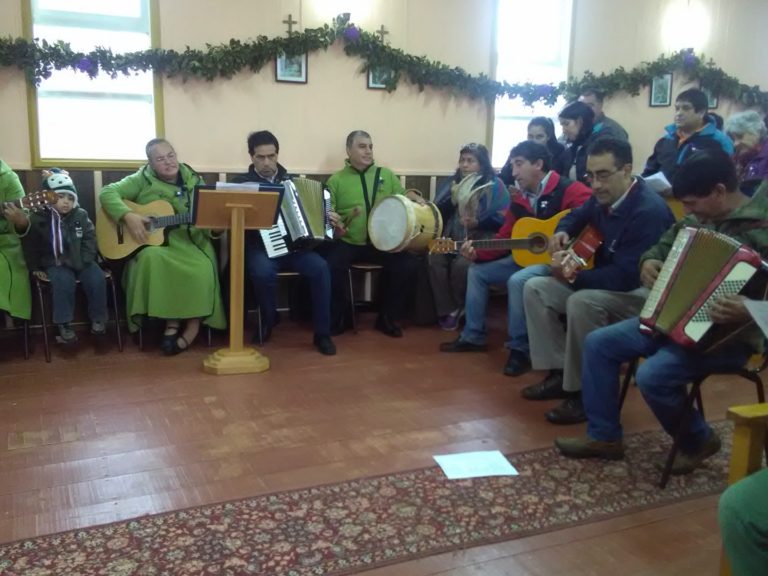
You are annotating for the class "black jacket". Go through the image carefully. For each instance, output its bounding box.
[23,207,97,271]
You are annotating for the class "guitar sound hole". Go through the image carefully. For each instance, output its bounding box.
[529,233,548,254]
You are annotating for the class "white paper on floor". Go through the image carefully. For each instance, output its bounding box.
[433,450,518,479]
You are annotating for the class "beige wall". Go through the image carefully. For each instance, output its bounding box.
[1,0,766,174]
[571,0,768,165]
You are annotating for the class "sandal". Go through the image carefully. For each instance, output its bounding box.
[164,335,190,356]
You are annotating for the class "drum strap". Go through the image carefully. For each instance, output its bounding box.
[360,167,382,214]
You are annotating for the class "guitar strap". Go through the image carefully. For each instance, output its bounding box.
[359,167,382,214]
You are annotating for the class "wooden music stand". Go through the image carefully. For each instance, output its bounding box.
[193,184,282,375]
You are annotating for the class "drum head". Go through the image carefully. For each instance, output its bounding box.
[369,196,412,252]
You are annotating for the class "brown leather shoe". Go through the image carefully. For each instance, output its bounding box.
[658,430,722,475]
[555,435,625,460]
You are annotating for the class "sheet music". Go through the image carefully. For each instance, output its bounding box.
[745,300,768,340]
[643,172,672,195]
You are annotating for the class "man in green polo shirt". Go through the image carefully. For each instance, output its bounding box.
[323,130,422,337]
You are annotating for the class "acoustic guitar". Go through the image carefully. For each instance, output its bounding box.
[5,190,58,211]
[96,199,192,260]
[428,209,570,267]
[559,224,603,282]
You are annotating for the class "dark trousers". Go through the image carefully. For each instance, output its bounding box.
[45,262,107,325]
[320,241,417,325]
[245,247,331,337]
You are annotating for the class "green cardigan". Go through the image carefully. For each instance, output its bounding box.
[0,160,31,319]
[641,180,768,351]
[326,160,405,246]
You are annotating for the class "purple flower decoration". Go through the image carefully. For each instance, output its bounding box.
[683,49,697,67]
[536,85,553,98]
[76,57,92,73]
[344,26,361,42]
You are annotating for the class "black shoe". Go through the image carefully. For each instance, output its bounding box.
[375,314,403,338]
[521,371,566,400]
[439,337,487,353]
[546,396,587,425]
[163,335,190,356]
[313,335,337,356]
[330,314,353,336]
[251,323,272,345]
[503,349,531,377]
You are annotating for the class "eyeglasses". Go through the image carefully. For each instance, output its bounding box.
[583,168,619,184]
[152,152,177,164]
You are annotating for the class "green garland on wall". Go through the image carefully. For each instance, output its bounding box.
[1,14,766,110]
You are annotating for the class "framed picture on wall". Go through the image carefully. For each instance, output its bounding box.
[275,53,307,83]
[367,66,393,90]
[700,86,719,109]
[649,73,673,107]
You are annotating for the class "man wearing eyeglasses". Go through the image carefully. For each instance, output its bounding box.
[520,138,675,425]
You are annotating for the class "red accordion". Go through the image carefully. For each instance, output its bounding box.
[639,227,765,349]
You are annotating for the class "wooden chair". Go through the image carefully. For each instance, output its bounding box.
[33,268,123,362]
[619,355,768,488]
[719,403,768,575]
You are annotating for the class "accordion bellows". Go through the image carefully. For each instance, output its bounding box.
[288,177,332,243]
[640,227,764,349]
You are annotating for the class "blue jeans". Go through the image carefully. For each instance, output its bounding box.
[582,317,752,452]
[460,256,549,353]
[245,248,331,337]
[45,262,107,325]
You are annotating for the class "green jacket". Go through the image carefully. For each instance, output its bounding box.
[641,180,768,351]
[0,159,31,319]
[100,162,203,224]
[0,160,25,237]
[326,160,405,245]
[641,181,768,263]
[23,207,97,272]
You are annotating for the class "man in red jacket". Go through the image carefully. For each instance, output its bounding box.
[440,141,592,377]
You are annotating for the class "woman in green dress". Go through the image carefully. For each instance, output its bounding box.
[99,139,226,354]
[0,159,31,323]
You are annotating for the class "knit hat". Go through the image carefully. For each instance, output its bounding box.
[42,168,78,205]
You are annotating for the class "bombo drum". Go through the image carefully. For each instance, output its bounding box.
[368,194,443,252]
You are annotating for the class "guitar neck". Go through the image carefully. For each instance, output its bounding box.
[151,213,192,228]
[463,238,538,250]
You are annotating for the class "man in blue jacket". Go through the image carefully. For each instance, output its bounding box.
[520,138,675,424]
[642,88,733,190]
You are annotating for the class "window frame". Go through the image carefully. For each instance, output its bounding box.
[490,0,574,168]
[22,0,164,169]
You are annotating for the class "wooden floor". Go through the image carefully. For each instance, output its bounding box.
[0,311,756,575]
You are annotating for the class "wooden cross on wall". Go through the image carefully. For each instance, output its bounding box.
[375,25,389,42]
[283,14,298,36]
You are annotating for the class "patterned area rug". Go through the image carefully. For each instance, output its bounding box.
[0,422,733,576]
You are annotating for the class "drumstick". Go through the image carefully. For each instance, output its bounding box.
[343,205,362,228]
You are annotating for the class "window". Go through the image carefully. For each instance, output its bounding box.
[28,0,159,164]
[492,0,573,167]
